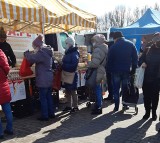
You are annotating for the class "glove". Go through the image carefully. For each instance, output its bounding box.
[23,50,29,56]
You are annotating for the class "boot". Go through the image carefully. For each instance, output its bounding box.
[91,108,102,115]
[152,111,157,121]
[142,110,150,120]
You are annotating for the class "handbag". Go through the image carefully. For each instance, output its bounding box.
[134,66,145,88]
[19,58,33,77]
[61,70,75,84]
[85,68,97,88]
[53,65,62,90]
[85,55,106,88]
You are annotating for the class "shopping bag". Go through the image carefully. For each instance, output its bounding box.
[19,58,33,77]
[134,67,145,88]
[85,68,97,88]
[61,70,75,84]
[53,66,62,90]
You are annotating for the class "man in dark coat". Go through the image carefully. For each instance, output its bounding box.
[108,31,138,111]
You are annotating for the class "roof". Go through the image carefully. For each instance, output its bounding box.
[110,8,160,35]
[0,0,97,34]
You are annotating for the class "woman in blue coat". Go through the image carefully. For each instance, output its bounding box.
[62,37,80,113]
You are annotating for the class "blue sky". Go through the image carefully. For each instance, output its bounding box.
[66,0,159,16]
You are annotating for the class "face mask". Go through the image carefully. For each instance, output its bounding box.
[65,43,70,50]
[92,42,96,47]
[34,48,39,53]
[32,44,37,49]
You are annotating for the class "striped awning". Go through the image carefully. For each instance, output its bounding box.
[39,0,97,33]
[0,0,97,34]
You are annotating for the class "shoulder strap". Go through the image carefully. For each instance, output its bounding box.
[100,55,106,65]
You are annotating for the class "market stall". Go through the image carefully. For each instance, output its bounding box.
[0,0,97,117]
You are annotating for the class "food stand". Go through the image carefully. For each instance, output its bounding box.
[0,0,97,117]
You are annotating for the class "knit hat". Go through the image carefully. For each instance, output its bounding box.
[113,31,123,40]
[32,35,43,48]
[65,37,75,46]
[0,27,7,39]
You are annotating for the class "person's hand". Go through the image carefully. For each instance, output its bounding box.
[141,62,147,68]
[130,68,136,76]
[24,50,29,56]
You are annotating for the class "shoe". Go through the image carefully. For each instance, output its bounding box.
[103,97,113,101]
[0,135,4,139]
[37,117,49,121]
[142,114,150,120]
[152,115,157,121]
[113,107,118,112]
[4,130,13,135]
[63,107,72,112]
[91,108,102,115]
[49,114,56,119]
[70,107,79,113]
[123,105,129,110]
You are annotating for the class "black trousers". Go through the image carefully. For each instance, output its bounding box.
[107,72,113,99]
[142,80,160,115]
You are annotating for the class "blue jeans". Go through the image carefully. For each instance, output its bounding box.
[95,84,102,108]
[38,87,54,118]
[0,102,13,136]
[112,72,129,110]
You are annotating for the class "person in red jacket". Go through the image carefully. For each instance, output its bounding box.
[0,49,13,139]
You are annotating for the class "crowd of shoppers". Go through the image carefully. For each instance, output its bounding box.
[0,29,160,141]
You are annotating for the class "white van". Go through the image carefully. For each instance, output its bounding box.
[7,31,69,65]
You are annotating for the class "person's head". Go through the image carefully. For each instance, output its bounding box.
[0,27,7,43]
[91,34,107,47]
[32,35,43,51]
[109,32,115,41]
[65,36,75,49]
[113,31,123,43]
[152,32,160,48]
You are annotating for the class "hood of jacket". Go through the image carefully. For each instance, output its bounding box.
[95,43,108,55]
[39,45,53,57]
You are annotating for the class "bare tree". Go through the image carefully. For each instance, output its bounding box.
[126,8,134,26]
[97,2,160,29]
[154,3,160,10]
[133,7,140,21]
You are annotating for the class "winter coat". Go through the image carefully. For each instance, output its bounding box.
[0,41,16,67]
[0,49,11,105]
[88,43,108,84]
[140,45,160,83]
[62,46,79,90]
[108,37,138,73]
[24,46,53,88]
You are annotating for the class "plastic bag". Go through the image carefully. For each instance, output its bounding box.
[134,67,145,88]
[19,58,33,77]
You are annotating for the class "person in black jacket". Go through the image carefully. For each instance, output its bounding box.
[0,27,16,67]
[140,32,160,121]
[104,32,114,102]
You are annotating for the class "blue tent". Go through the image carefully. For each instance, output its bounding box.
[110,8,160,52]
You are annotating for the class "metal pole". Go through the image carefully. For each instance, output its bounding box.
[41,5,45,43]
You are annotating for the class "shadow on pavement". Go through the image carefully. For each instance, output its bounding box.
[105,119,152,143]
[32,108,132,143]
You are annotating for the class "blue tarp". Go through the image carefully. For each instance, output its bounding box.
[110,8,160,51]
